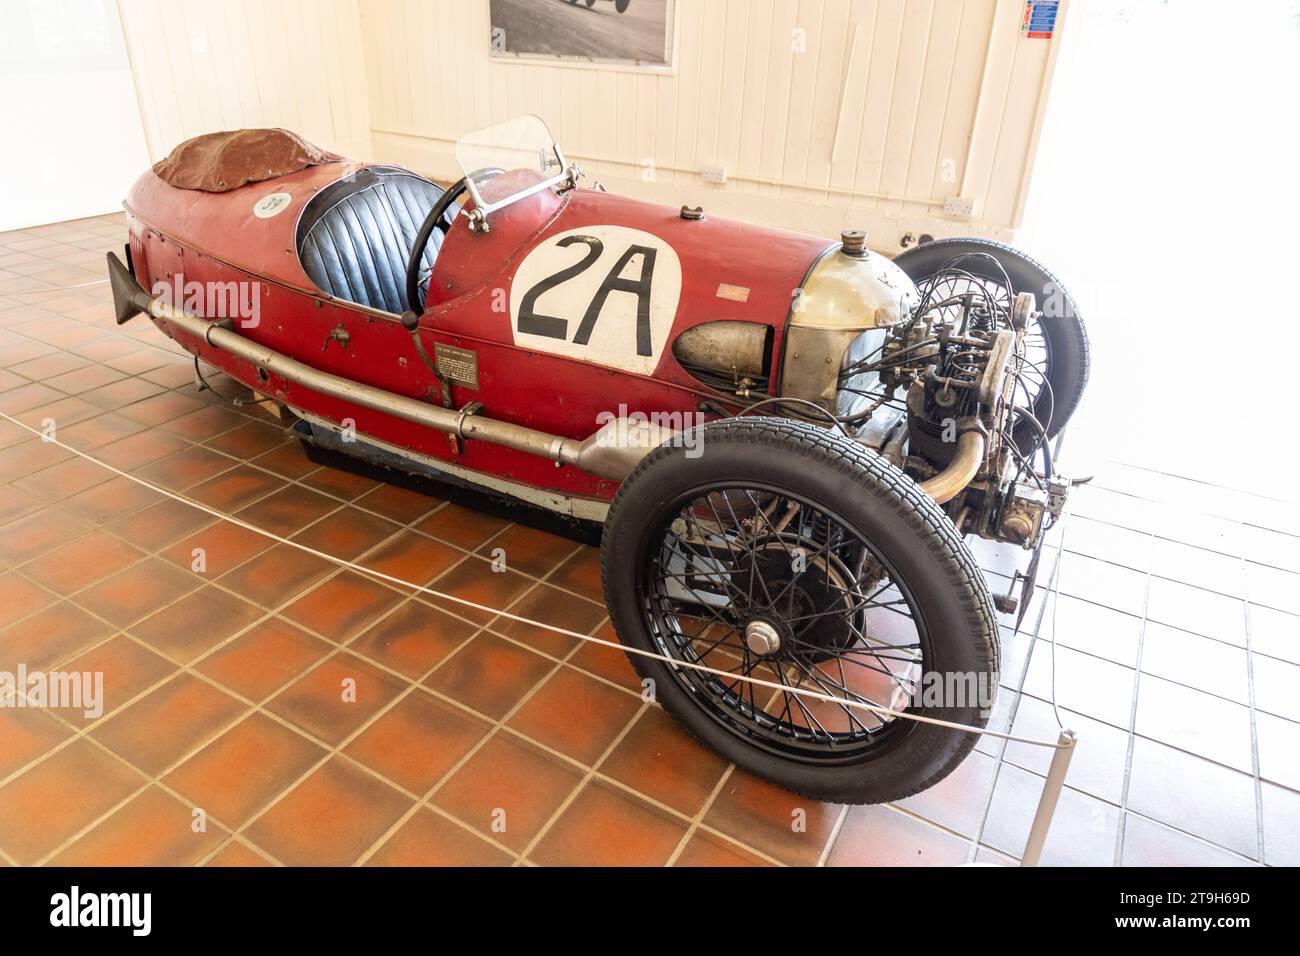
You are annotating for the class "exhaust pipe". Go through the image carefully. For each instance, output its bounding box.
[917,430,985,504]
[110,251,976,495]
[106,253,671,481]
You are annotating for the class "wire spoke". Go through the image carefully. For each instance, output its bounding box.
[644,484,931,758]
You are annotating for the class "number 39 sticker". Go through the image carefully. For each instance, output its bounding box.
[253,192,293,219]
[509,225,682,375]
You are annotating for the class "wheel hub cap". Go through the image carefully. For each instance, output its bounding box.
[733,545,862,662]
[744,619,782,656]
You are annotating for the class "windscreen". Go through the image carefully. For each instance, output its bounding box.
[455,115,565,208]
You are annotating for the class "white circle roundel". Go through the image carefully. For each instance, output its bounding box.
[509,225,682,376]
[253,192,293,218]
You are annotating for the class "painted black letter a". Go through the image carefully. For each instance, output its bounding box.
[573,245,657,356]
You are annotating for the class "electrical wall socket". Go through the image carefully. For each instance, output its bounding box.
[943,196,977,218]
[700,164,728,184]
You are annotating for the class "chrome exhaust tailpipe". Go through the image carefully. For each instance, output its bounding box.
[113,249,983,499]
[106,253,671,482]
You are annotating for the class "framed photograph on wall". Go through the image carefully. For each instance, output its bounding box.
[489,0,675,69]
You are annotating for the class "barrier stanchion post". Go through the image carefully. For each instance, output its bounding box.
[1019,728,1077,867]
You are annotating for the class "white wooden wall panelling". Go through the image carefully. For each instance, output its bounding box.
[115,0,1063,245]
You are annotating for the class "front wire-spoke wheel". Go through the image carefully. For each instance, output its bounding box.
[649,486,925,759]
[602,417,999,804]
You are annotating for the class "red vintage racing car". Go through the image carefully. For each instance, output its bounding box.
[107,117,1087,804]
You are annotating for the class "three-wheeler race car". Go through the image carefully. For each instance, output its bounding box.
[108,117,1087,803]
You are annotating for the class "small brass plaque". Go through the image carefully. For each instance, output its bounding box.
[434,343,479,389]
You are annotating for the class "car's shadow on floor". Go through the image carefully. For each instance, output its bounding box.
[299,434,603,549]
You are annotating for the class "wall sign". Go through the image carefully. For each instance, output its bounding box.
[1021,0,1059,39]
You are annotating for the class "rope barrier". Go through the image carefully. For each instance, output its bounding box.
[0,408,1072,751]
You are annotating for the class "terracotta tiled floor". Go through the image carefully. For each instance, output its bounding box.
[0,214,1297,867]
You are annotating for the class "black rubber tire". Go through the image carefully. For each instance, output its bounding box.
[892,237,1089,444]
[601,417,999,805]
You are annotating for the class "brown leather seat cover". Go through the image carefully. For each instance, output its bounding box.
[152,128,343,193]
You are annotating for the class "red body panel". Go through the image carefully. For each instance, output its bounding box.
[126,164,339,294]
[123,162,830,504]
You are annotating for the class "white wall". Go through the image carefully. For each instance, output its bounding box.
[0,0,150,231]
[360,0,1069,249]
[107,0,1065,249]
[117,0,373,162]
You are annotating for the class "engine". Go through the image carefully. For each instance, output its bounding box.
[837,256,1067,560]
[677,233,1066,589]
